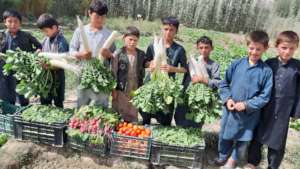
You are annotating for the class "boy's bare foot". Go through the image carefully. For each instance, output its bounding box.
[221,157,236,169]
[244,163,256,169]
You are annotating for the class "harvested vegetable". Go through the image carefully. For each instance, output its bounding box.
[152,126,204,147]
[185,83,221,123]
[79,59,116,94]
[116,121,151,138]
[67,105,120,145]
[21,105,73,124]
[131,73,183,114]
[0,133,9,147]
[2,50,54,98]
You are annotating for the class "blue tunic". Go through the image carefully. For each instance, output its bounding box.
[219,57,273,141]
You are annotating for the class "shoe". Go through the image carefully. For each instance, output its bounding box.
[209,158,227,166]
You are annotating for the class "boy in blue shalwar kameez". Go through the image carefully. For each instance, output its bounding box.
[216,30,273,169]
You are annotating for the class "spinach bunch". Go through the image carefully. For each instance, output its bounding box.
[132,73,183,114]
[21,105,73,124]
[152,126,204,147]
[2,50,54,98]
[79,59,116,94]
[185,83,221,123]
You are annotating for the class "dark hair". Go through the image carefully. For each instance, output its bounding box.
[3,9,22,22]
[124,26,140,38]
[36,13,58,29]
[89,0,108,16]
[275,31,299,47]
[161,16,179,30]
[196,36,213,48]
[246,30,269,48]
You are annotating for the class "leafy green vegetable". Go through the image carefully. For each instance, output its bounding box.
[79,59,116,94]
[21,105,73,124]
[152,126,204,147]
[290,119,300,131]
[0,133,9,147]
[132,72,183,114]
[185,83,221,123]
[2,50,54,98]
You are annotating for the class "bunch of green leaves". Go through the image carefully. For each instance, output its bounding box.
[0,133,9,147]
[21,105,73,124]
[2,50,54,98]
[131,72,183,114]
[79,59,116,94]
[290,119,300,131]
[152,126,204,147]
[74,105,120,126]
[67,128,105,145]
[185,83,221,124]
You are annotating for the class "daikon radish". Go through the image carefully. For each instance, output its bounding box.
[77,16,90,51]
[188,55,209,79]
[38,52,75,60]
[98,31,120,60]
[49,59,82,76]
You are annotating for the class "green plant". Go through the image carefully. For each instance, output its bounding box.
[79,59,116,94]
[132,72,183,114]
[152,126,204,147]
[2,50,54,98]
[21,105,72,124]
[0,133,9,146]
[185,83,221,123]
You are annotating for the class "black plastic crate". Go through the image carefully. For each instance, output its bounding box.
[150,141,205,169]
[110,132,152,160]
[68,136,107,156]
[0,101,21,135]
[13,114,67,147]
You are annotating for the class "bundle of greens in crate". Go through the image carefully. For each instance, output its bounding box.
[67,106,120,155]
[14,105,73,146]
[151,126,205,169]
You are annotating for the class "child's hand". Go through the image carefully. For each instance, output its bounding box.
[160,64,175,73]
[226,99,235,111]
[112,90,117,100]
[75,51,92,60]
[100,48,112,59]
[149,61,156,72]
[234,102,246,112]
[192,75,200,84]
[192,75,208,84]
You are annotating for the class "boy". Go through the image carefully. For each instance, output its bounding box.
[36,13,69,108]
[141,16,188,126]
[111,26,146,122]
[215,30,273,169]
[69,0,115,108]
[246,31,300,169]
[0,10,42,106]
[175,36,221,127]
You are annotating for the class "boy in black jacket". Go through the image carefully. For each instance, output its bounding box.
[0,10,42,106]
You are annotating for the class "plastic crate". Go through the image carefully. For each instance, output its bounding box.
[110,132,152,160]
[68,136,107,156]
[13,114,67,147]
[0,101,21,135]
[150,141,205,169]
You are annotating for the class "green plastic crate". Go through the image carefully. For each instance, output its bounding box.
[0,101,20,135]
